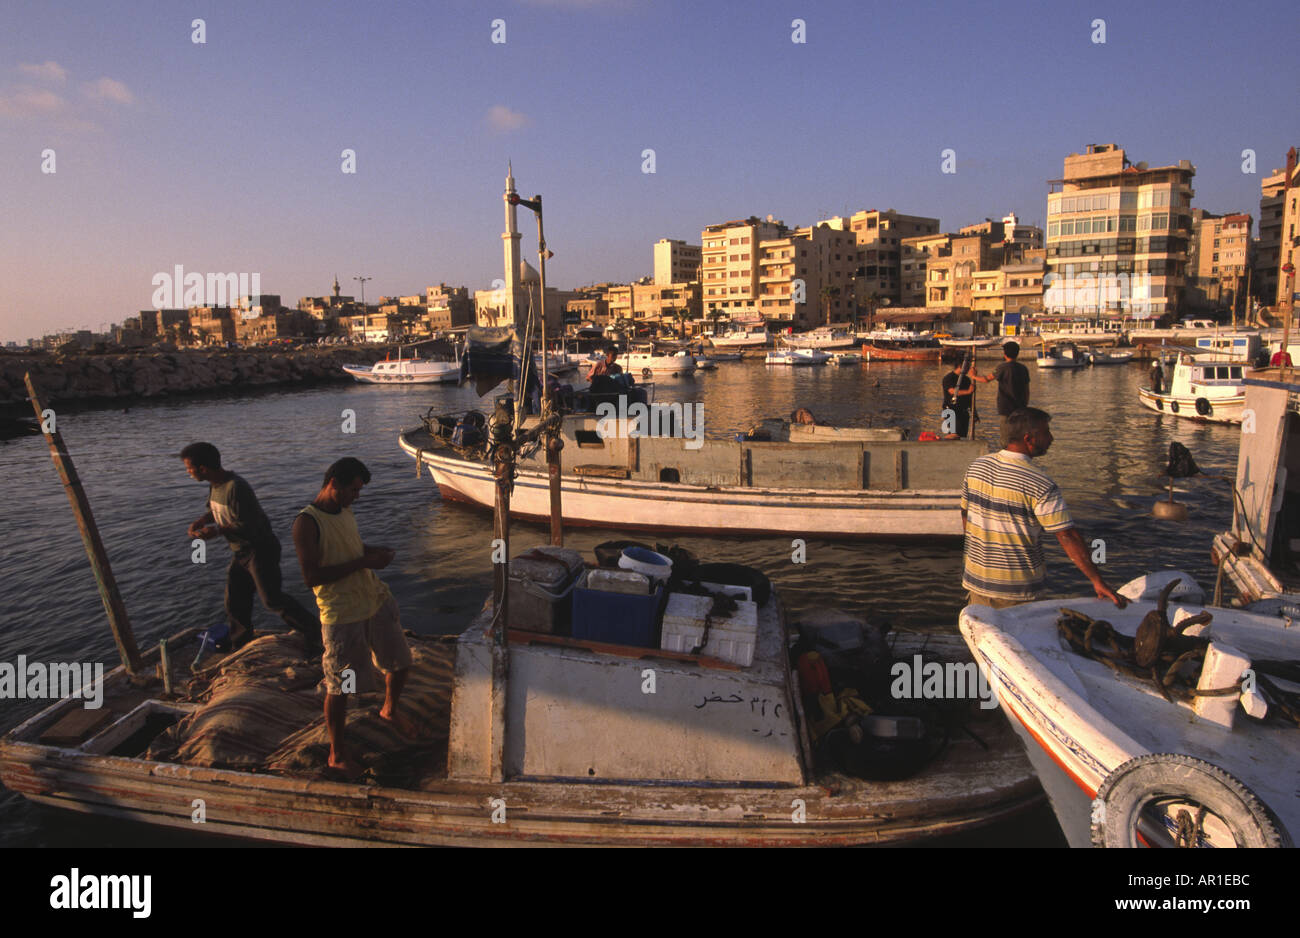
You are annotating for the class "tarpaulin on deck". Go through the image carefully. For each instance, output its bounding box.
[459,325,538,398]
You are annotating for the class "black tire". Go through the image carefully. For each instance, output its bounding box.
[642,367,654,378]
[1155,397,1163,411]
[1170,399,1180,414]
[1195,397,1212,417]
[1091,753,1288,848]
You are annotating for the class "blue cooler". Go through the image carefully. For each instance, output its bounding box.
[571,586,666,648]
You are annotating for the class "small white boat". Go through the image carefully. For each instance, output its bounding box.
[1137,355,1247,423]
[766,349,830,366]
[782,328,857,350]
[343,346,460,384]
[709,326,770,348]
[1035,343,1089,369]
[694,357,718,370]
[961,572,1299,847]
[832,352,862,365]
[1089,349,1134,365]
[937,336,1001,349]
[622,349,697,377]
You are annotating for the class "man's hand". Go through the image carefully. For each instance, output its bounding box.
[1093,579,1128,608]
[194,525,221,540]
[363,546,395,569]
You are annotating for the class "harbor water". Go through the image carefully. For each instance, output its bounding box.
[0,358,1239,846]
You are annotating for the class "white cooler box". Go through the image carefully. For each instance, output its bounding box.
[661,592,758,666]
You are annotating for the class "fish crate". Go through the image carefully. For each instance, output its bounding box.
[571,586,666,648]
[508,547,586,635]
[660,593,759,666]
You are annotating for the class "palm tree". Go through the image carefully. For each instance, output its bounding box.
[819,285,841,327]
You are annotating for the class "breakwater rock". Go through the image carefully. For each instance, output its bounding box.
[0,347,399,413]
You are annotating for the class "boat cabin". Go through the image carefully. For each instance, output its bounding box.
[1193,332,1260,361]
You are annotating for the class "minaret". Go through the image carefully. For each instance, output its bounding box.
[332,273,341,301]
[502,161,522,329]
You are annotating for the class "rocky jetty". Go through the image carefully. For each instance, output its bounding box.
[0,346,401,415]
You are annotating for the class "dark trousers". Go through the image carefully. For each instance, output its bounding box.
[226,539,321,645]
[952,407,971,437]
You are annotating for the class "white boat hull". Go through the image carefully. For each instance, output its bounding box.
[402,443,963,538]
[1137,387,1245,424]
[343,363,460,384]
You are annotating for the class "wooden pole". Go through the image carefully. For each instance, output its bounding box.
[489,401,514,783]
[24,373,144,675]
[533,197,564,547]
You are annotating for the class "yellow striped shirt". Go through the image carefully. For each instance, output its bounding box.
[961,450,1072,600]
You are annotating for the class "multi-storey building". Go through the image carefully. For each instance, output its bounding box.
[1044,143,1195,321]
[845,209,941,307]
[1186,210,1252,313]
[189,306,235,345]
[756,223,858,326]
[1000,247,1048,319]
[925,233,1006,309]
[1276,148,1300,308]
[1256,163,1288,308]
[604,281,702,330]
[700,217,788,320]
[900,233,952,308]
[653,239,702,286]
[424,284,474,331]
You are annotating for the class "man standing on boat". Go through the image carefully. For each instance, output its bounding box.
[960,408,1127,610]
[940,353,975,438]
[292,457,415,776]
[971,341,1029,418]
[181,442,322,652]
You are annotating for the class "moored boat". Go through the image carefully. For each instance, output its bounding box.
[709,325,770,348]
[622,348,697,377]
[782,327,857,350]
[1035,342,1089,369]
[343,345,460,384]
[960,573,1299,847]
[1088,349,1134,365]
[766,348,830,365]
[1137,354,1247,424]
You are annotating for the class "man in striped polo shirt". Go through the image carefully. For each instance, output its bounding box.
[961,408,1127,609]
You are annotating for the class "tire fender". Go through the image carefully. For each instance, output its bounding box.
[1195,397,1212,416]
[1091,753,1288,848]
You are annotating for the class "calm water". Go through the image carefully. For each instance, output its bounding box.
[0,359,1240,846]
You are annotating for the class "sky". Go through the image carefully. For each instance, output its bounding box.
[1,0,1296,343]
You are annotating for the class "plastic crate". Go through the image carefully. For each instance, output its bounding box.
[508,566,584,635]
[571,586,665,648]
[660,593,759,666]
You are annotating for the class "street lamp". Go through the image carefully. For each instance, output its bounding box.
[353,276,371,307]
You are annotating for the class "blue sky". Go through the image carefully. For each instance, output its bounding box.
[1,0,1295,342]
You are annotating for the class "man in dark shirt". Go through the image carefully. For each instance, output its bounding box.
[181,442,321,652]
[973,341,1030,416]
[940,357,974,438]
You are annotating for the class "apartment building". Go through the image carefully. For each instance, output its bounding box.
[925,233,1006,309]
[424,284,475,331]
[756,223,857,326]
[1045,143,1195,320]
[1276,148,1300,308]
[900,233,952,307]
[605,281,702,329]
[701,217,788,319]
[1257,164,1288,307]
[845,209,941,307]
[1000,247,1048,319]
[1186,210,1252,312]
[653,239,702,286]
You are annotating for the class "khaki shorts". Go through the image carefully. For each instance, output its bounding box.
[967,591,1034,610]
[322,597,412,695]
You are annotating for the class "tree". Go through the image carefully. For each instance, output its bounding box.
[819,285,840,327]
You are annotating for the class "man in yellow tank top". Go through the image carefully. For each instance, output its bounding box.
[292,457,413,777]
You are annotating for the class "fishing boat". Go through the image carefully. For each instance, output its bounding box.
[960,572,1299,847]
[401,413,982,538]
[1088,349,1134,365]
[1137,353,1247,424]
[622,348,697,377]
[1035,342,1089,369]
[766,349,830,366]
[0,605,1041,846]
[833,352,862,366]
[342,344,461,384]
[860,329,942,363]
[709,325,770,349]
[937,336,1001,349]
[782,327,856,350]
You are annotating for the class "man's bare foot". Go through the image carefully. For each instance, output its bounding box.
[378,707,419,738]
[326,748,364,779]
